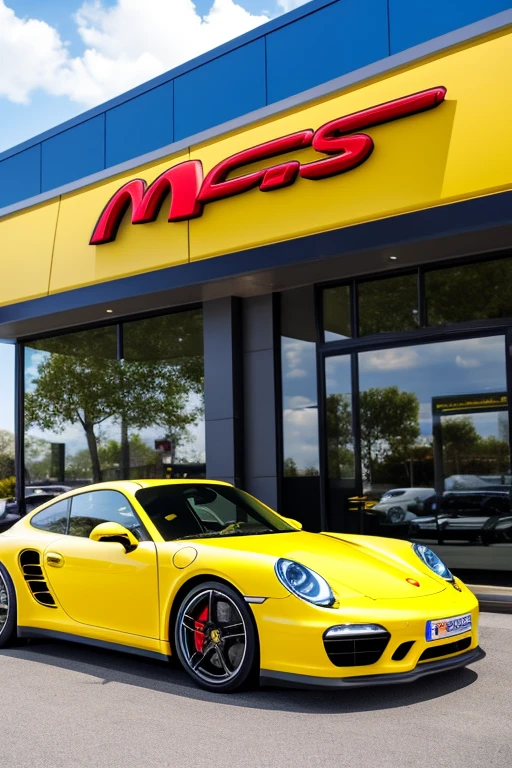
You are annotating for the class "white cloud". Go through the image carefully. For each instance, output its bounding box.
[283,406,319,469]
[0,3,67,104]
[455,354,481,369]
[360,348,420,372]
[0,0,270,107]
[282,338,315,380]
[286,395,316,410]
[277,0,309,11]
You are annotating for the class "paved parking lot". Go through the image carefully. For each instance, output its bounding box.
[1,612,511,768]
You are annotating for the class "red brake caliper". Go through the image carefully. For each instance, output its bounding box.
[194,605,209,652]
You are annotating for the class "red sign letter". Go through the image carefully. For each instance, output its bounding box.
[300,86,446,180]
[90,160,204,245]
[197,130,314,205]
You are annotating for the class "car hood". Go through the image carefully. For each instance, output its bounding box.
[196,531,446,600]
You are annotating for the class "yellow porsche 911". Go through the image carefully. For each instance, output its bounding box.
[0,480,484,692]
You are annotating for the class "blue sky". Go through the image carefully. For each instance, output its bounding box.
[1,1,308,440]
[0,0,308,153]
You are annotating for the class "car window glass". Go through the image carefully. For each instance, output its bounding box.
[136,484,294,541]
[68,491,148,540]
[30,499,69,534]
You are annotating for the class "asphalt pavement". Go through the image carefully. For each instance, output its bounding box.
[1,612,511,768]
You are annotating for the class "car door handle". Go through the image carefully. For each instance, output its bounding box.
[46,552,64,568]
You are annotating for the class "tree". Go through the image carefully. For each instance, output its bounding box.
[325,393,354,479]
[283,457,299,477]
[0,430,14,458]
[0,454,15,480]
[359,386,420,483]
[25,320,204,483]
[441,416,480,473]
[441,417,510,476]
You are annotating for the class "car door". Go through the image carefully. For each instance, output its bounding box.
[43,489,159,639]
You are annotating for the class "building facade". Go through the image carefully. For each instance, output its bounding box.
[1,1,512,601]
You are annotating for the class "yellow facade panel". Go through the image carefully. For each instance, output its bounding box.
[188,30,512,262]
[1,28,511,303]
[0,200,59,306]
[49,151,190,294]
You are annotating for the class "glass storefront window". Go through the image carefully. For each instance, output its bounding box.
[281,287,321,531]
[323,285,351,341]
[426,257,512,326]
[325,355,355,482]
[281,288,320,477]
[23,308,205,495]
[122,310,205,479]
[355,335,511,575]
[0,343,15,496]
[358,337,509,495]
[358,274,419,336]
[24,326,120,489]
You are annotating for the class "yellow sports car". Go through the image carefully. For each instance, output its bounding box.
[0,480,484,692]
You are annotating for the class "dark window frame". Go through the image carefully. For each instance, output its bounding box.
[317,250,512,347]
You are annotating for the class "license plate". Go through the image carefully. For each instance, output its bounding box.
[426,613,472,642]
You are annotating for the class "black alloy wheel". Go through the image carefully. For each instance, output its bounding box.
[174,581,258,693]
[0,564,18,649]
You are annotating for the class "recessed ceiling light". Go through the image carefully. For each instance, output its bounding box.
[106,309,114,314]
[389,255,398,261]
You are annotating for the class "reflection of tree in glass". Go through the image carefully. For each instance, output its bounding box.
[25,435,52,482]
[65,435,159,480]
[359,387,420,483]
[426,259,512,325]
[325,393,354,479]
[26,314,204,483]
[441,416,510,475]
[283,457,299,477]
[0,430,15,480]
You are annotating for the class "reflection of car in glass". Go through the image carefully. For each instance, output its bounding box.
[410,489,512,545]
[371,488,435,524]
[0,480,483,692]
[0,492,65,533]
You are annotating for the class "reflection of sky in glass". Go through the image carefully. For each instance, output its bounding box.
[0,344,14,432]
[358,336,507,438]
[281,337,319,471]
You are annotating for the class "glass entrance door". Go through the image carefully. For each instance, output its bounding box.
[324,354,360,532]
[345,334,512,579]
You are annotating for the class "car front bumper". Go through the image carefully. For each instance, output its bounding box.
[250,582,481,684]
[260,645,485,689]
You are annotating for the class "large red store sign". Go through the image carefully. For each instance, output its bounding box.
[90,86,446,245]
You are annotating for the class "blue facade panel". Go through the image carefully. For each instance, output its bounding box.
[41,115,105,192]
[0,145,41,208]
[266,0,390,104]
[174,40,266,141]
[105,82,174,167]
[389,0,510,53]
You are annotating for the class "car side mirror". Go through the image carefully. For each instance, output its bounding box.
[281,516,303,530]
[89,522,139,553]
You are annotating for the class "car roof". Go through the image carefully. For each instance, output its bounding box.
[47,479,233,499]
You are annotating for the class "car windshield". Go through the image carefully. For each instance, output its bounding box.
[135,483,296,541]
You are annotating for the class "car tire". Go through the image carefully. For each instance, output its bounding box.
[0,563,18,649]
[174,580,259,693]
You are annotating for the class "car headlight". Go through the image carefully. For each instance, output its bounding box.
[413,543,454,581]
[275,558,335,607]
